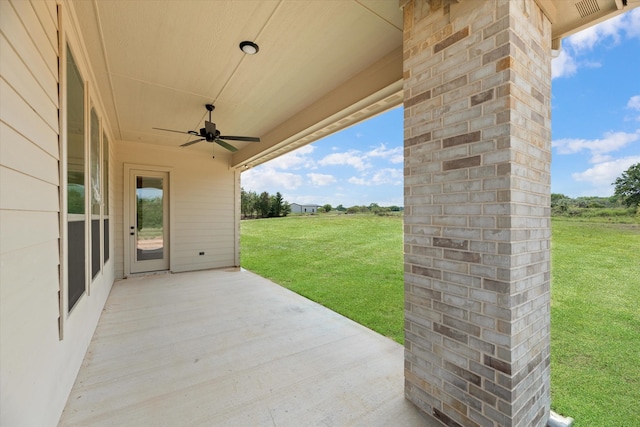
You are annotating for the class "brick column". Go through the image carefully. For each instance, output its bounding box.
[402,1,552,426]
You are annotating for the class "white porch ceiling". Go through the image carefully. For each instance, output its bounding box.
[72,0,404,168]
[71,0,637,168]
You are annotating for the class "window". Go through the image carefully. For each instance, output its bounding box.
[103,132,110,263]
[66,45,85,311]
[90,107,101,279]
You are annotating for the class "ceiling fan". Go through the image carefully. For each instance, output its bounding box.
[153,104,260,153]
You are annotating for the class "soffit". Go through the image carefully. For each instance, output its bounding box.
[71,0,404,165]
[544,0,639,46]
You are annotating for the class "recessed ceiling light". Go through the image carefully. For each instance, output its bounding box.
[239,41,259,55]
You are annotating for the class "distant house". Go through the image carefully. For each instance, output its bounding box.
[290,203,321,214]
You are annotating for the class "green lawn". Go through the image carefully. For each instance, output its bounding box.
[240,214,640,427]
[550,219,640,427]
[241,214,404,343]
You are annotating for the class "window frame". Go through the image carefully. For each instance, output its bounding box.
[58,4,113,338]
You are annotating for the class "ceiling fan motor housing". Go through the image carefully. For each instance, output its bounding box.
[154,104,259,150]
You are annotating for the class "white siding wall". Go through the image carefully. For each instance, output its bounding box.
[114,141,239,278]
[0,1,115,426]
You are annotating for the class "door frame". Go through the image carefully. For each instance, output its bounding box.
[123,163,174,277]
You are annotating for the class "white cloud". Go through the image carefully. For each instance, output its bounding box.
[627,95,640,121]
[571,156,640,196]
[628,95,640,110]
[371,168,403,185]
[317,144,403,171]
[242,168,303,191]
[318,151,371,171]
[626,8,640,38]
[552,130,640,162]
[552,9,640,79]
[565,13,625,52]
[551,50,577,79]
[307,173,336,186]
[348,176,368,185]
[268,144,316,170]
[347,168,403,186]
[367,144,404,164]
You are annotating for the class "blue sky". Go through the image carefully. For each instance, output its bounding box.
[242,9,640,207]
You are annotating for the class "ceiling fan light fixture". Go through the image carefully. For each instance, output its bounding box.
[239,41,259,55]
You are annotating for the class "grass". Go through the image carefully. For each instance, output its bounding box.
[240,214,640,426]
[550,218,640,427]
[241,214,404,343]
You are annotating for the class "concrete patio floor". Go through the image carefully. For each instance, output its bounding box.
[59,268,434,426]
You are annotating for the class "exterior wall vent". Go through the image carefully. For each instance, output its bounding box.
[575,0,601,17]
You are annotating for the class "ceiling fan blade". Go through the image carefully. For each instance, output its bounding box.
[214,139,239,152]
[218,135,261,142]
[181,138,205,147]
[153,127,198,136]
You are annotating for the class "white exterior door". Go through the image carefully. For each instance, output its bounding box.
[128,169,170,274]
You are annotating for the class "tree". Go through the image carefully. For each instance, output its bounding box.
[368,203,381,214]
[613,163,640,208]
[551,193,569,207]
[336,204,346,212]
[281,201,291,217]
[322,204,332,213]
[257,192,271,218]
[241,188,260,218]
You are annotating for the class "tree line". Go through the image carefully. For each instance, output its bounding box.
[241,188,291,219]
[240,189,404,219]
[336,203,403,215]
[552,163,640,218]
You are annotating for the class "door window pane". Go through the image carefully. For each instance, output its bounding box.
[136,176,164,261]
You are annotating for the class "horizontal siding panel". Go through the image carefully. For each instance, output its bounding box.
[0,34,59,130]
[0,0,58,105]
[174,204,233,211]
[10,0,58,78]
[173,221,234,231]
[176,189,233,199]
[173,241,234,253]
[173,233,235,243]
[0,167,59,212]
[30,0,58,50]
[174,247,233,258]
[43,0,58,26]
[0,79,59,158]
[0,240,61,423]
[0,237,60,336]
[0,210,60,255]
[174,212,232,219]
[174,201,234,209]
[0,122,59,185]
[171,259,234,273]
[0,239,60,304]
[173,249,234,259]
[174,216,233,225]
